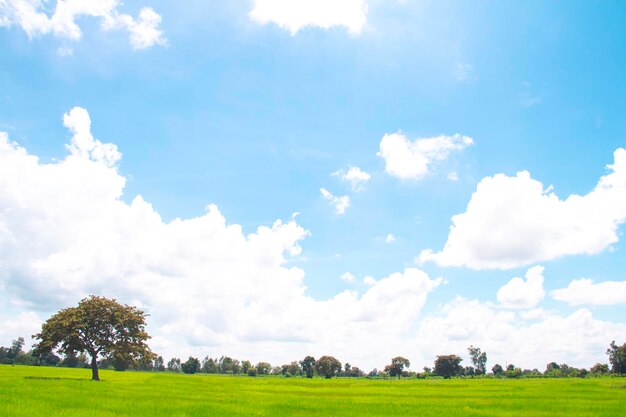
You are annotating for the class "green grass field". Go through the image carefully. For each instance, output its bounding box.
[1,365,625,416]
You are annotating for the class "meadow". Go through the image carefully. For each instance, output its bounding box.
[1,365,625,416]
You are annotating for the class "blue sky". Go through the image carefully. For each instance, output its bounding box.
[1,0,625,371]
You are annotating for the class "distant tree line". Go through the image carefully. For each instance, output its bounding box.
[4,337,626,380]
[4,297,626,381]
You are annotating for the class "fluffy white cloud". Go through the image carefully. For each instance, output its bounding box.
[249,0,368,35]
[496,266,546,309]
[0,109,449,369]
[333,166,371,191]
[378,133,474,180]
[385,234,396,243]
[320,188,350,214]
[420,148,626,270]
[0,0,166,49]
[363,276,376,286]
[415,297,626,370]
[553,278,626,306]
[340,272,356,283]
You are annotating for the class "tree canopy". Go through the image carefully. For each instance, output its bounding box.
[467,346,487,375]
[315,356,342,379]
[385,356,410,378]
[300,356,316,378]
[33,295,152,381]
[434,355,463,379]
[607,341,626,375]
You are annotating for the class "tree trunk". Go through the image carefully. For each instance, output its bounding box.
[91,354,100,381]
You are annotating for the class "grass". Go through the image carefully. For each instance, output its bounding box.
[1,365,625,416]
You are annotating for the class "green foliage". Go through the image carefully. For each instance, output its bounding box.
[606,341,626,374]
[434,355,462,379]
[467,346,487,375]
[590,363,610,375]
[315,355,342,379]
[256,362,272,375]
[219,356,241,374]
[492,364,504,376]
[202,357,218,374]
[181,357,200,374]
[300,356,316,378]
[281,361,301,376]
[167,358,181,372]
[33,295,151,380]
[385,356,410,378]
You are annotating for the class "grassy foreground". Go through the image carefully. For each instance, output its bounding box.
[1,365,625,416]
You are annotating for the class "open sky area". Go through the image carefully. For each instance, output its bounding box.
[1,0,626,371]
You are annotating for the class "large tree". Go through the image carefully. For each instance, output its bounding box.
[315,356,342,379]
[607,341,626,375]
[33,295,152,381]
[467,345,487,375]
[434,355,463,379]
[385,356,410,378]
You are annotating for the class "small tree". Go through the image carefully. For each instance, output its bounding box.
[181,357,200,374]
[167,357,181,372]
[202,357,218,373]
[33,295,151,381]
[241,360,252,375]
[467,345,487,375]
[315,356,342,379]
[607,341,626,375]
[385,356,410,378]
[492,363,504,376]
[590,363,609,375]
[256,362,272,375]
[300,356,316,378]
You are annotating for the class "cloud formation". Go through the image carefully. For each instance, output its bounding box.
[1,109,624,370]
[416,297,626,369]
[496,266,546,309]
[420,148,626,269]
[553,278,626,306]
[0,109,446,368]
[0,0,166,49]
[333,166,371,191]
[249,0,368,35]
[378,133,474,180]
[320,188,350,214]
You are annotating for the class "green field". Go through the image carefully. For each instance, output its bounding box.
[1,365,625,416]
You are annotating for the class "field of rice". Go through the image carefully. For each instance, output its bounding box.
[1,365,625,416]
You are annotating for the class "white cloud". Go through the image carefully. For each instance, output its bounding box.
[0,0,166,49]
[363,276,376,286]
[0,110,449,369]
[385,234,396,243]
[447,171,459,182]
[249,0,368,35]
[378,133,474,180]
[340,272,356,283]
[333,166,371,191]
[416,297,626,370]
[496,266,546,309]
[64,107,121,167]
[553,278,626,306]
[420,148,626,269]
[320,188,350,214]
